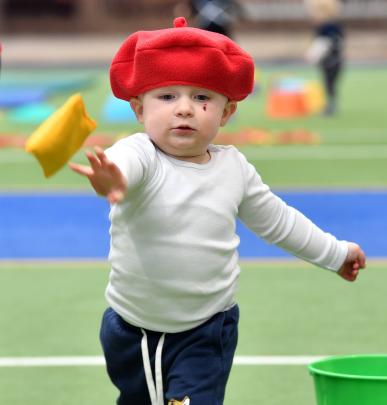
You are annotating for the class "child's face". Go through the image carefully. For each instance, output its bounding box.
[130,85,237,163]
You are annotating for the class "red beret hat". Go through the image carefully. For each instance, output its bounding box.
[110,17,254,101]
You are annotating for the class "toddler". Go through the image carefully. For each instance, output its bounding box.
[70,17,365,405]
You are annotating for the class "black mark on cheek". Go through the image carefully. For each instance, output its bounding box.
[203,104,207,111]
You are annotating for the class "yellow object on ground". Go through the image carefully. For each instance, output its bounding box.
[25,93,97,177]
[304,81,326,114]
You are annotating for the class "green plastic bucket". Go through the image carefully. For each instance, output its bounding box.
[309,355,387,405]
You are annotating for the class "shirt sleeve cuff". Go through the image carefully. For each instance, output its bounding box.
[327,240,348,272]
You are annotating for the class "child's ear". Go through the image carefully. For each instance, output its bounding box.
[220,101,237,127]
[130,97,144,123]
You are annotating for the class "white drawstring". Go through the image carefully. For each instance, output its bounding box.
[141,329,165,405]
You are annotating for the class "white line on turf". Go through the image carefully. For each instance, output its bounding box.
[0,356,105,367]
[0,355,326,367]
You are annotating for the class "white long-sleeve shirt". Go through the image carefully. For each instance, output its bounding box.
[105,133,348,333]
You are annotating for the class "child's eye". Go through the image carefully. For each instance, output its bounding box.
[158,94,175,101]
[195,94,210,101]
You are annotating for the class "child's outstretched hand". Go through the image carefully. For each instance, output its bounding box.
[69,147,127,204]
[338,242,366,282]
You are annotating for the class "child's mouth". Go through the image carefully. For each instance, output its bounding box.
[173,125,195,133]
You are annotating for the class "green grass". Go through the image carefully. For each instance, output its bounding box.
[239,145,387,188]
[0,365,316,405]
[0,261,385,404]
[227,366,316,405]
[0,65,386,189]
[1,64,386,404]
[2,65,387,142]
[0,367,117,405]
[243,66,387,144]
[1,144,386,189]
[0,263,108,356]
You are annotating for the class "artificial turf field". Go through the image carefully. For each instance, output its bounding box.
[0,64,387,190]
[1,261,386,405]
[0,64,387,404]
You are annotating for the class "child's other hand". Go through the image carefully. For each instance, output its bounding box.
[338,242,366,282]
[69,147,127,204]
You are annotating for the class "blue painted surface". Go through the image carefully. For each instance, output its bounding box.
[0,89,47,108]
[237,191,387,258]
[0,194,110,259]
[1,192,386,259]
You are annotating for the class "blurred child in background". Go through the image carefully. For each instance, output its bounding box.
[305,0,345,116]
[174,0,240,37]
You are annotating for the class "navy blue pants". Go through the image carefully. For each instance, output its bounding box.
[100,305,239,404]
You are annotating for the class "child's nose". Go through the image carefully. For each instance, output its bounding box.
[174,97,194,117]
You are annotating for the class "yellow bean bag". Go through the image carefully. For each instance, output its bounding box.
[25,93,97,177]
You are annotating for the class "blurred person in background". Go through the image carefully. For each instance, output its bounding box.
[3,0,76,16]
[305,0,344,116]
[174,0,240,38]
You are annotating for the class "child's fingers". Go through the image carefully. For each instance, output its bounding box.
[94,147,108,162]
[358,248,366,268]
[94,147,113,169]
[108,190,125,204]
[94,146,105,158]
[351,266,359,277]
[86,150,102,172]
[68,162,93,176]
[345,266,358,282]
[94,149,124,180]
[338,260,361,282]
[347,243,366,270]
